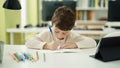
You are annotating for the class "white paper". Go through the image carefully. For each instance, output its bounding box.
[38,49,82,53]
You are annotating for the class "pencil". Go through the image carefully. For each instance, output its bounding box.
[36,51,39,60]
[49,26,61,49]
[49,26,55,40]
[9,53,20,62]
[27,53,34,61]
[23,52,29,59]
[43,53,46,62]
[14,53,21,61]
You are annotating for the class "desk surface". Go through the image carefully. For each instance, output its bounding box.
[0,45,120,68]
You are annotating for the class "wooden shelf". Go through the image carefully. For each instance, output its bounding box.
[76,7,108,10]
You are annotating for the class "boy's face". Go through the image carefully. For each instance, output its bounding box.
[53,25,70,40]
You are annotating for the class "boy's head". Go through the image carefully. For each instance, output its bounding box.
[51,6,75,40]
[52,6,75,31]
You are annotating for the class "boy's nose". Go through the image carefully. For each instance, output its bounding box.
[57,34,64,40]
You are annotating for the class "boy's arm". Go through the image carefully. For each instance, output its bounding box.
[43,41,58,50]
[25,37,47,50]
[75,36,97,49]
[25,30,50,50]
[60,42,78,49]
[60,33,96,49]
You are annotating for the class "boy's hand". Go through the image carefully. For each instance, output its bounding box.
[43,41,59,50]
[60,42,78,49]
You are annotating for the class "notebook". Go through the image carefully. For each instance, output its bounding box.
[0,41,4,63]
[91,36,120,62]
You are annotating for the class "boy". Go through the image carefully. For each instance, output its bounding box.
[25,6,96,50]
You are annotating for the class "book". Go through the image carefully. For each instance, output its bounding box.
[87,10,94,20]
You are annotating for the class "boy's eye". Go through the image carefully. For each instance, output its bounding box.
[55,31,59,33]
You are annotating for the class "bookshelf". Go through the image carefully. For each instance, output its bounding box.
[75,0,108,30]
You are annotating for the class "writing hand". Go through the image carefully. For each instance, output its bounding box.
[43,41,59,50]
[60,42,78,49]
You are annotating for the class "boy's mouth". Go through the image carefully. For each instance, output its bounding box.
[58,38,64,40]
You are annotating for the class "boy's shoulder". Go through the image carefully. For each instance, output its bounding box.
[70,31,81,36]
[70,31,87,38]
[36,29,50,36]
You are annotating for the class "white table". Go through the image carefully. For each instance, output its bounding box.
[0,45,120,68]
[6,27,47,45]
[7,27,120,45]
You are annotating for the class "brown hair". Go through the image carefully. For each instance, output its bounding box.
[52,6,75,31]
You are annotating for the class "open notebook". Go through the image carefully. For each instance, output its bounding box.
[52,49,82,53]
[37,49,82,53]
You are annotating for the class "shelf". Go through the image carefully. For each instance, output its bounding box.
[75,20,106,23]
[76,7,108,10]
[75,20,106,26]
[76,0,108,21]
[106,22,120,27]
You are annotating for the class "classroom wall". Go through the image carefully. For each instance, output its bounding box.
[5,9,24,44]
[0,0,22,44]
[0,0,6,43]
[27,0,39,26]
[25,0,39,42]
[0,0,39,44]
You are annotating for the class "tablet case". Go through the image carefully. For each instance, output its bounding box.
[93,36,120,62]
